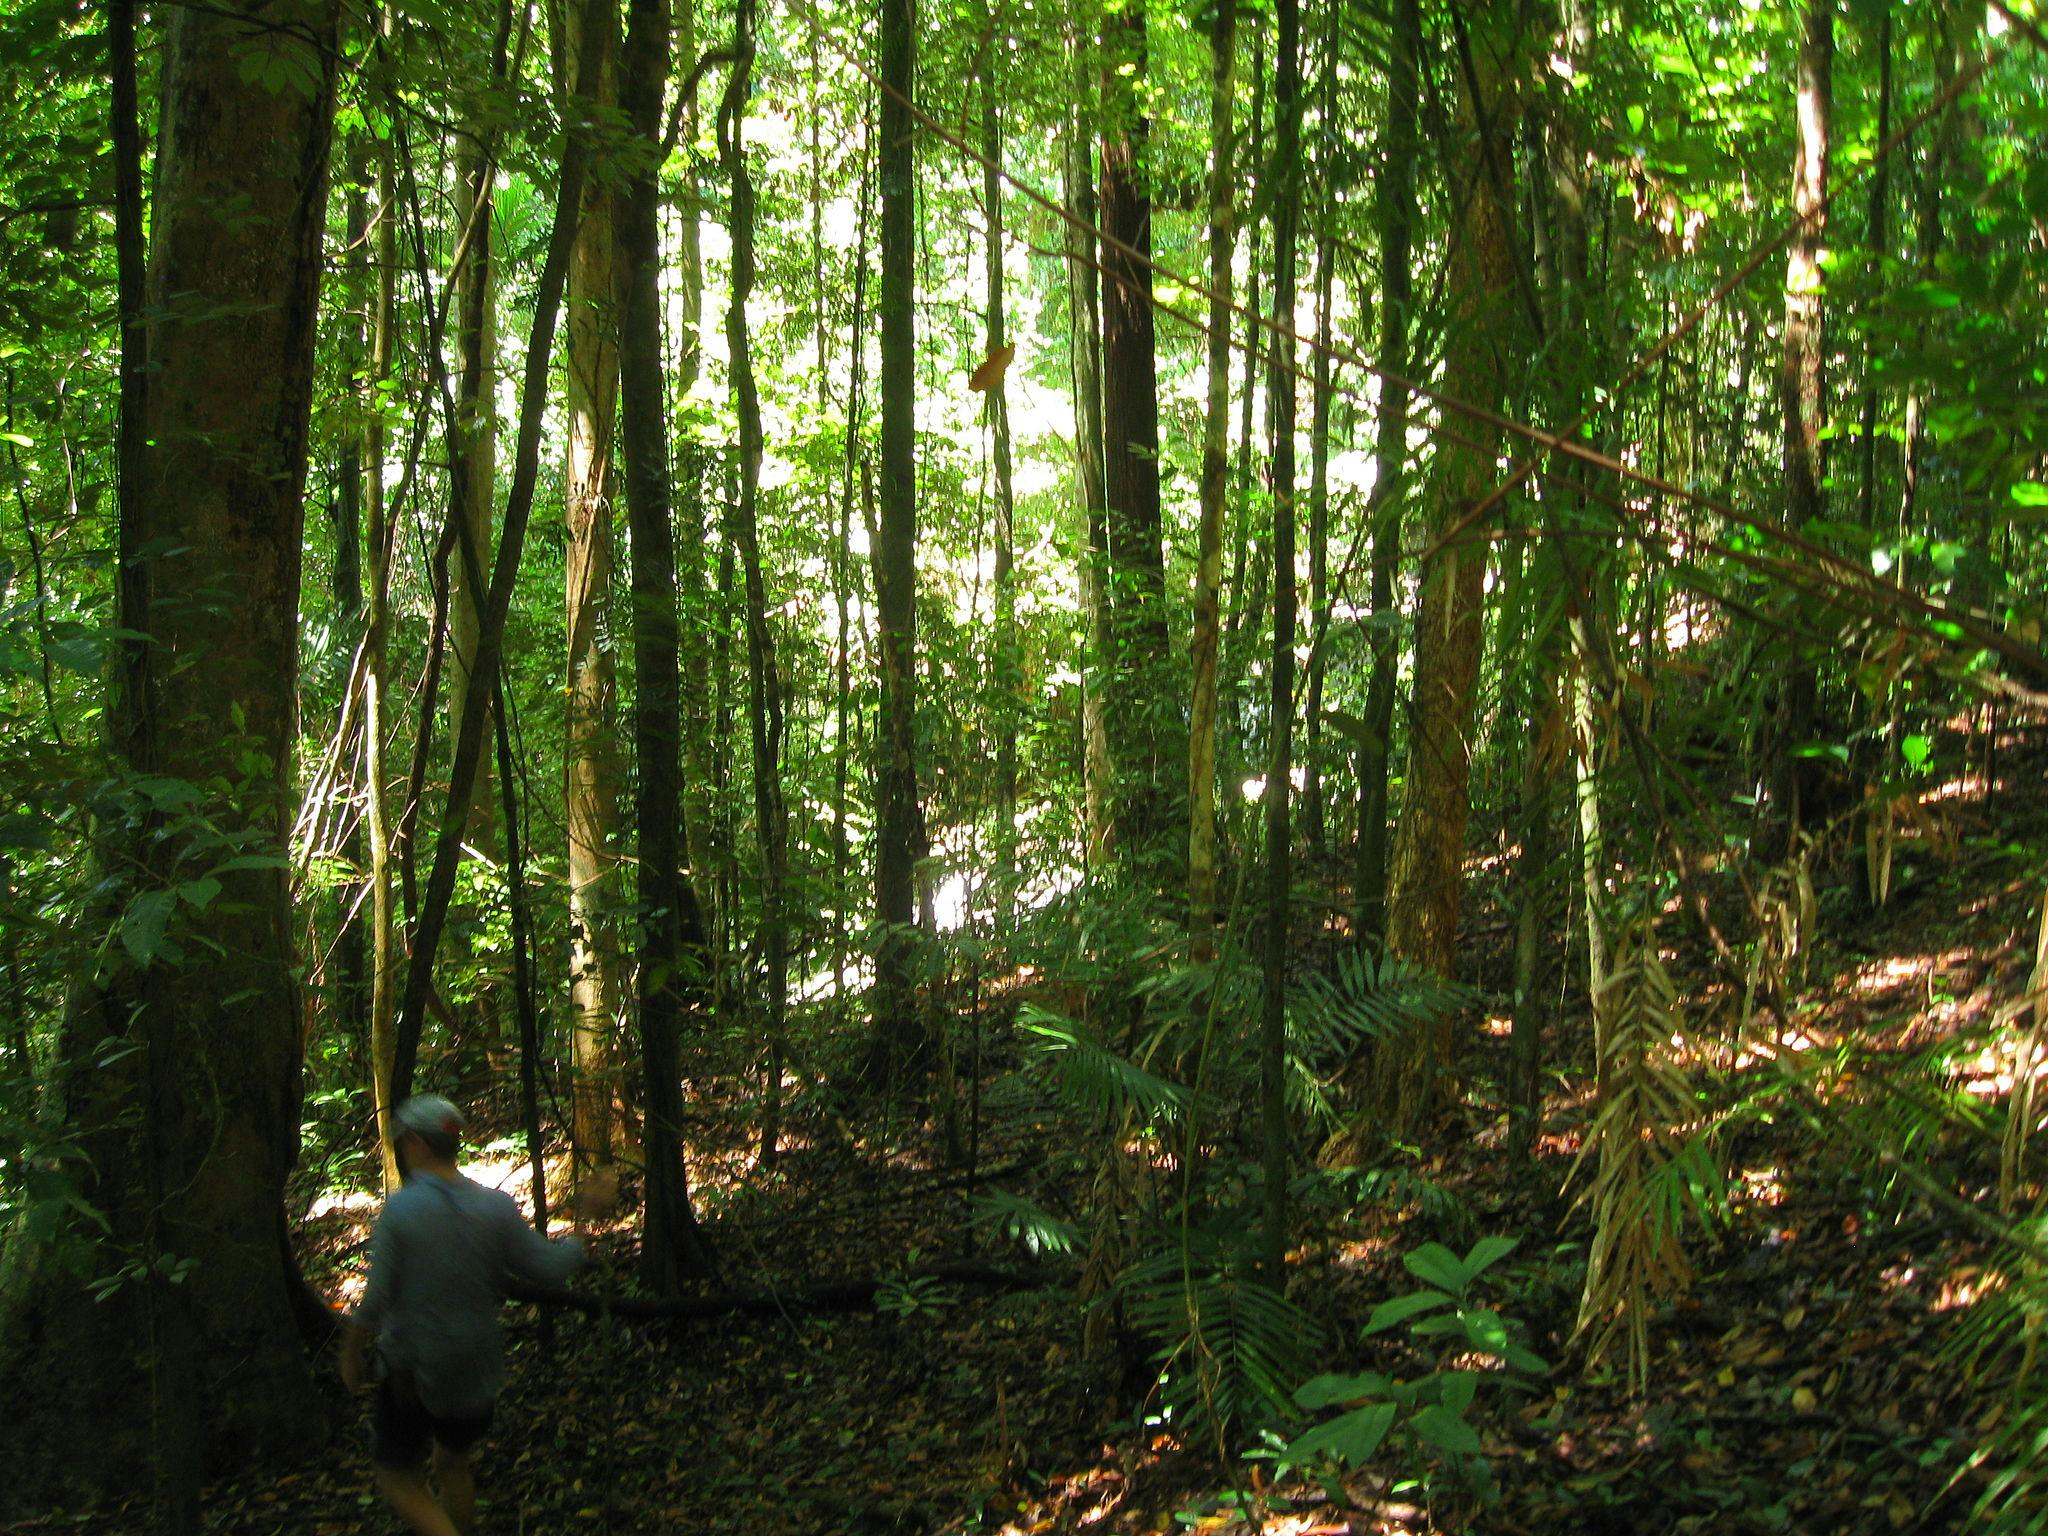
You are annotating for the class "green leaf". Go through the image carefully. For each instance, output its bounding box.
[1436,1370,1479,1415]
[121,889,177,967]
[1410,1404,1482,1456]
[2011,483,2048,508]
[1403,1242,1466,1293]
[177,877,222,911]
[1363,1288,1451,1335]
[1285,1402,1396,1468]
[1458,1307,1512,1355]
[1461,1235,1518,1281]
[1901,733,1932,772]
[1295,1371,1392,1409]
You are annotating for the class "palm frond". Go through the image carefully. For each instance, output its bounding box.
[1573,916,1714,1395]
[970,1188,1081,1258]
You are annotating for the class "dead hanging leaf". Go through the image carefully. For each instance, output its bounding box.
[968,344,1016,393]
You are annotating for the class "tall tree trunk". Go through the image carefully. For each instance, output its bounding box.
[447,131,499,837]
[1099,4,1181,882]
[1371,1,1527,1130]
[333,179,370,1072]
[1062,68,1113,864]
[562,0,623,1199]
[1188,0,1236,960]
[867,0,926,1088]
[0,1,341,1509]
[983,67,1019,933]
[390,38,592,1105]
[1260,0,1302,1286]
[1354,0,1420,947]
[1301,6,1340,860]
[365,56,401,1192]
[1772,0,1832,854]
[619,0,714,1291]
[723,0,789,1167]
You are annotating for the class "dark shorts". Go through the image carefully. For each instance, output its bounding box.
[371,1370,493,1470]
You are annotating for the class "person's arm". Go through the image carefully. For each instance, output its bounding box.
[494,1191,584,1290]
[342,1206,401,1391]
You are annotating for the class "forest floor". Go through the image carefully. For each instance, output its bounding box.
[24,737,2046,1536]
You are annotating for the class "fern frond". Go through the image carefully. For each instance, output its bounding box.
[1122,1234,1320,1440]
[970,1188,1081,1258]
[1018,1004,1190,1126]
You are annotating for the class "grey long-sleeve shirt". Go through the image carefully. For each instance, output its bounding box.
[351,1172,583,1417]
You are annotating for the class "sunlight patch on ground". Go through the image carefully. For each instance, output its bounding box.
[1850,953,1938,999]
[1739,1165,1788,1207]
[1482,1013,1512,1038]
[1332,1236,1394,1271]
[1933,1267,2003,1312]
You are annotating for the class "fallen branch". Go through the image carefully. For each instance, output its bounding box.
[505,1258,1055,1322]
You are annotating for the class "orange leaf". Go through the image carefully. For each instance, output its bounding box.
[968,344,1016,393]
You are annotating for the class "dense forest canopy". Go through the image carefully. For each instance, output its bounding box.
[1,0,2046,1528]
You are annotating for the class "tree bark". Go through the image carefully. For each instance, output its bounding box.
[1187,0,1235,960]
[1062,69,1113,864]
[619,0,714,1292]
[1098,4,1181,882]
[867,0,927,1089]
[723,0,790,1167]
[562,0,623,1196]
[1371,0,1527,1130]
[1771,0,1832,854]
[0,1,340,1510]
[1353,0,1420,948]
[983,67,1019,933]
[1260,0,1302,1286]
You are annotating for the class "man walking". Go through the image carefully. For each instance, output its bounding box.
[341,1095,585,1536]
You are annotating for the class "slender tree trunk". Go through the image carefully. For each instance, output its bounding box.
[1188,0,1236,960]
[1260,0,1302,1286]
[562,0,623,1198]
[1354,0,1420,947]
[1371,2,1527,1130]
[0,2,341,1510]
[867,0,926,1088]
[723,0,789,1167]
[619,0,713,1291]
[334,180,370,1066]
[1062,70,1113,864]
[365,66,401,1191]
[983,71,1019,933]
[447,132,499,838]
[834,135,872,998]
[390,43,591,1103]
[1772,0,1832,854]
[1099,4,1181,881]
[1301,7,1339,860]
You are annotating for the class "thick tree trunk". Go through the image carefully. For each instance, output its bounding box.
[867,0,927,1088]
[619,0,713,1292]
[562,0,623,1196]
[1260,0,1302,1285]
[1353,0,1420,948]
[1188,0,1235,960]
[0,1,340,1510]
[1098,6,1181,882]
[1371,2,1527,1130]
